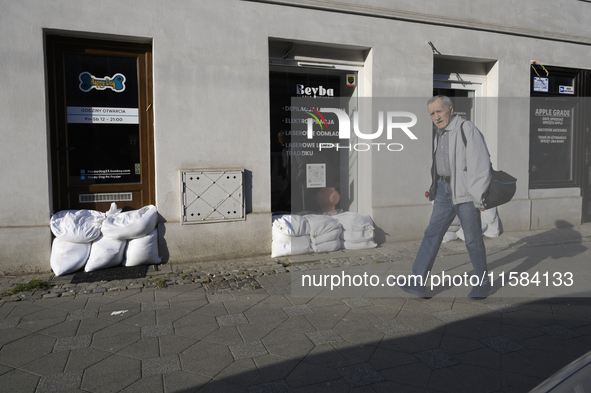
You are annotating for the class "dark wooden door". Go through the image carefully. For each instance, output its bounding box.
[47,36,154,212]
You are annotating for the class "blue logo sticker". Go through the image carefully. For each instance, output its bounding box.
[79,72,126,93]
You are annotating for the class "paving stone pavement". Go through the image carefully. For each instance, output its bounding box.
[1,223,591,392]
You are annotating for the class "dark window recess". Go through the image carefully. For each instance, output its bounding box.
[529,66,587,189]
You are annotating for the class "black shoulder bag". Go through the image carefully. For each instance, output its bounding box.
[461,123,517,209]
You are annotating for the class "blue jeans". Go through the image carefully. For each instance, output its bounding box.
[411,180,489,288]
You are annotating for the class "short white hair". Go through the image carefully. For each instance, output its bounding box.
[428,95,453,109]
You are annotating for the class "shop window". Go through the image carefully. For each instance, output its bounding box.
[529,65,584,189]
[269,40,367,215]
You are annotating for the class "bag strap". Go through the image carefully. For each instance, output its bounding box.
[462,121,494,173]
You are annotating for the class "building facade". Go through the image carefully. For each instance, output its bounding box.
[1,0,591,274]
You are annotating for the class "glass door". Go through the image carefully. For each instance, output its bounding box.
[433,74,486,128]
[47,36,154,212]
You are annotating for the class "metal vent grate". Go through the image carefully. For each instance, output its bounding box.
[79,193,133,203]
[181,169,244,224]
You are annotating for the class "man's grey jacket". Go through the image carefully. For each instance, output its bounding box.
[428,114,492,209]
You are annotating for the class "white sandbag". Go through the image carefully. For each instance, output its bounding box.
[311,239,342,253]
[341,228,375,243]
[102,205,158,240]
[272,214,310,236]
[271,223,312,257]
[304,214,342,237]
[50,209,105,243]
[85,235,126,272]
[443,216,461,243]
[447,225,461,233]
[271,237,312,257]
[447,216,461,233]
[310,228,342,245]
[272,231,312,250]
[50,238,91,276]
[106,202,122,217]
[123,228,161,266]
[442,231,458,243]
[342,239,377,250]
[334,212,375,232]
[482,207,502,238]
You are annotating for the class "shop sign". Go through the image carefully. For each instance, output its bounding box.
[532,105,570,145]
[533,77,549,92]
[346,74,356,87]
[67,106,139,124]
[530,98,574,183]
[80,169,132,181]
[296,84,334,98]
[559,86,575,94]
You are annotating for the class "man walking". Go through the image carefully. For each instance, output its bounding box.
[401,95,493,300]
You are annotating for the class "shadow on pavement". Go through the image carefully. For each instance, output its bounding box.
[157,299,591,393]
[429,220,588,299]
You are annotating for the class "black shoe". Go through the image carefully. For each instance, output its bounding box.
[468,284,494,300]
[399,284,426,298]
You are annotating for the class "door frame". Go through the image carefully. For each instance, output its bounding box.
[46,35,155,212]
[581,71,591,222]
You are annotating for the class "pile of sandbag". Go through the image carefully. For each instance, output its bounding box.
[304,214,342,253]
[270,212,378,257]
[50,203,160,276]
[334,212,377,250]
[481,208,502,238]
[443,207,502,243]
[100,204,160,268]
[271,214,313,258]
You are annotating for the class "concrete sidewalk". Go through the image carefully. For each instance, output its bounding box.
[1,223,591,392]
